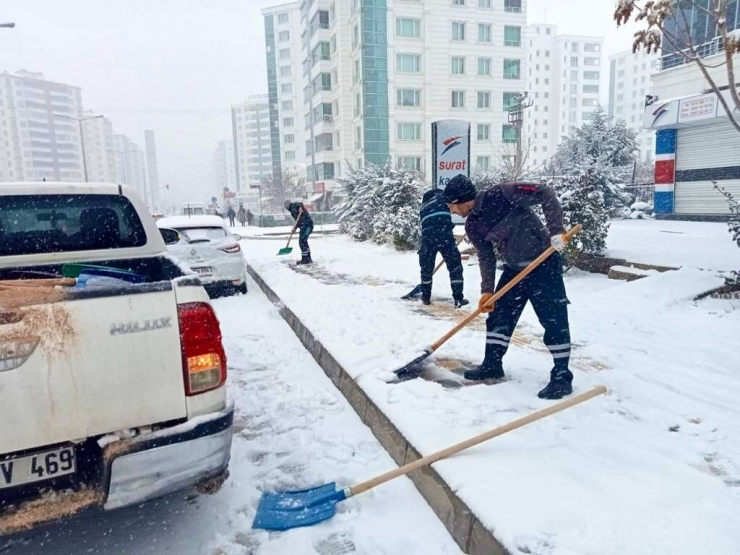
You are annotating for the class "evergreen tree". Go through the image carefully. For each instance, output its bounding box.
[559,167,611,258]
[714,182,740,286]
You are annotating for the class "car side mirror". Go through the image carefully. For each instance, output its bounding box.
[159,228,181,246]
[232,233,242,241]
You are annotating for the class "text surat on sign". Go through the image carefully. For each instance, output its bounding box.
[439,160,467,171]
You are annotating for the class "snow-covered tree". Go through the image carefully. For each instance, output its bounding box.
[714,182,740,285]
[334,162,425,250]
[260,171,304,212]
[559,167,611,258]
[550,106,638,214]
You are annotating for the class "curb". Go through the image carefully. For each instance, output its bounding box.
[247,265,510,555]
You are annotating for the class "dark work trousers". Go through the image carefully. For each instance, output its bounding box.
[484,253,573,383]
[299,222,313,261]
[419,231,464,301]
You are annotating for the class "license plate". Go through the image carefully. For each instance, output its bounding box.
[0,447,76,489]
[193,267,212,276]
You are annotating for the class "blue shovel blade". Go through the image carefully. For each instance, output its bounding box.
[252,482,347,531]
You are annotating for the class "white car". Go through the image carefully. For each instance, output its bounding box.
[157,215,247,296]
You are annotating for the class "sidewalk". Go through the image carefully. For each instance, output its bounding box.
[245,235,740,555]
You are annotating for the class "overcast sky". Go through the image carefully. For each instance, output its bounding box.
[1,0,637,204]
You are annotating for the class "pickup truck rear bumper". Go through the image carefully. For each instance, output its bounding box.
[104,401,234,511]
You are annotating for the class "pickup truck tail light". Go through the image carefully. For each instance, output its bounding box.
[177,302,227,396]
[219,244,241,254]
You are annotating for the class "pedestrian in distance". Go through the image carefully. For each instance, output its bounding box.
[443,174,574,400]
[246,209,254,227]
[237,205,247,227]
[284,200,314,265]
[227,206,236,227]
[407,188,469,307]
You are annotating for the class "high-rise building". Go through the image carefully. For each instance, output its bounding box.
[608,49,658,161]
[213,139,237,192]
[79,111,117,183]
[112,134,147,201]
[0,70,84,182]
[525,25,604,170]
[263,0,528,192]
[231,96,273,203]
[144,130,161,210]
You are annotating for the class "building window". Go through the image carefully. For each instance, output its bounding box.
[451,56,466,75]
[397,53,422,73]
[313,41,331,61]
[355,126,362,149]
[352,25,359,49]
[277,13,289,24]
[584,43,601,52]
[397,122,422,141]
[502,125,517,144]
[570,70,578,80]
[281,83,293,94]
[479,0,492,7]
[477,123,490,141]
[582,98,599,107]
[280,66,292,78]
[570,56,579,67]
[279,48,291,60]
[504,26,521,47]
[396,18,421,38]
[583,84,599,94]
[397,88,422,107]
[397,157,422,172]
[478,57,491,76]
[283,117,294,127]
[476,156,490,170]
[452,22,466,41]
[282,100,293,110]
[451,91,466,108]
[504,0,521,12]
[584,111,597,121]
[584,57,600,66]
[354,92,361,116]
[477,91,491,108]
[570,84,578,94]
[284,134,295,143]
[285,151,295,161]
[583,71,599,80]
[279,31,290,41]
[503,59,521,80]
[452,0,465,4]
[478,24,492,42]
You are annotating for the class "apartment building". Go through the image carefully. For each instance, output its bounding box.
[112,134,147,200]
[144,130,161,210]
[525,25,604,170]
[263,0,528,192]
[230,96,273,205]
[0,70,84,182]
[213,139,238,193]
[608,49,658,161]
[79,111,117,183]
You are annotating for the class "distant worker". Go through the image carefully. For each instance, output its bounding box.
[237,205,247,227]
[408,188,468,307]
[246,209,254,226]
[227,206,236,227]
[444,175,573,400]
[284,200,314,265]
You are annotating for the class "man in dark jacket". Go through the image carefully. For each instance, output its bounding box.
[284,200,314,264]
[443,174,573,400]
[412,189,468,307]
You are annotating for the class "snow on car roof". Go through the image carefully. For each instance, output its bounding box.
[157,215,227,229]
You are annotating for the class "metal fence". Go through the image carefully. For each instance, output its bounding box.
[623,182,654,206]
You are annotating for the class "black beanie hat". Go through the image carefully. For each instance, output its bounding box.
[443,174,476,205]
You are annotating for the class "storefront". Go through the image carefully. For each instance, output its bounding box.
[645,89,740,218]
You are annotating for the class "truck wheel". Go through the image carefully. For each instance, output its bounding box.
[238,283,248,295]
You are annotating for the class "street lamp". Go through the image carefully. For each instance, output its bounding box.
[107,148,138,185]
[54,113,104,182]
[0,22,15,28]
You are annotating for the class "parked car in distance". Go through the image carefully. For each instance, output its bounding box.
[0,182,233,535]
[157,215,247,296]
[180,203,206,217]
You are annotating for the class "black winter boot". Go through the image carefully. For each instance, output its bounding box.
[537,366,574,399]
[464,358,505,381]
[454,298,469,309]
[421,294,431,306]
[296,255,313,265]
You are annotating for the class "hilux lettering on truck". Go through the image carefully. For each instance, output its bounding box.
[110,317,173,336]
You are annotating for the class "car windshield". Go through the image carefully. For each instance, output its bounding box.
[176,227,227,242]
[0,194,147,256]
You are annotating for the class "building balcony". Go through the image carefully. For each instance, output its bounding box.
[659,36,725,71]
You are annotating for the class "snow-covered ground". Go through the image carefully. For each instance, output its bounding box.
[606,219,739,271]
[231,224,339,238]
[246,234,740,555]
[3,279,460,555]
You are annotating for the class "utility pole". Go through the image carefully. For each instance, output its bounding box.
[107,148,138,186]
[54,114,104,182]
[508,92,533,178]
[0,22,15,28]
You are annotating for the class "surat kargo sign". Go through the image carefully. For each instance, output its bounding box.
[432,119,471,190]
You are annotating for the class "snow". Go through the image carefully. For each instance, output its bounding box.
[606,219,740,271]
[231,223,339,238]
[157,215,228,229]
[610,265,659,276]
[6,278,460,555]
[630,201,650,211]
[245,234,740,555]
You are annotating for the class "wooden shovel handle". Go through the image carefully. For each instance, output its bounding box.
[2,278,76,288]
[429,224,582,352]
[349,385,607,497]
[432,234,467,276]
[284,208,303,248]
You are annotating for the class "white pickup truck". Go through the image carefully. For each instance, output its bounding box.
[0,182,234,534]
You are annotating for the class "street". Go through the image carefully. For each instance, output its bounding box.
[2,279,460,555]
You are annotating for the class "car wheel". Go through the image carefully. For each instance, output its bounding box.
[238,283,248,295]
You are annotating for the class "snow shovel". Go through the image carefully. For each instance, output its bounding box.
[401,234,468,300]
[395,224,582,379]
[277,208,303,256]
[252,384,606,531]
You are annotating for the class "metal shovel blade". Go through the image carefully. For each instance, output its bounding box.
[252,482,347,531]
[401,283,423,299]
[393,348,433,381]
[277,247,293,256]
